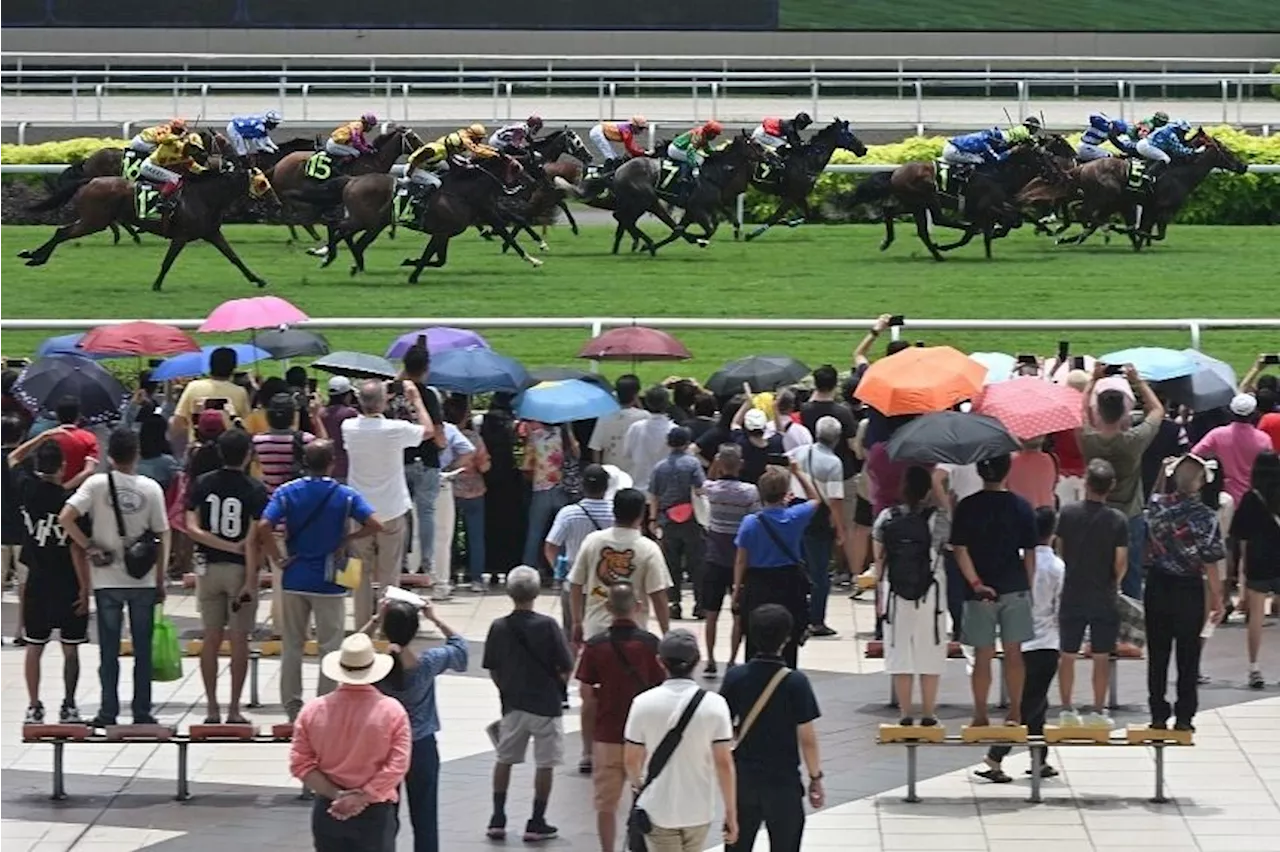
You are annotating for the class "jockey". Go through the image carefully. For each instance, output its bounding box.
[1135,119,1201,179]
[942,117,1040,168]
[325,113,378,163]
[1134,110,1170,139]
[1077,112,1119,162]
[445,124,500,160]
[225,110,281,166]
[127,119,188,156]
[138,132,209,197]
[489,115,543,154]
[588,115,648,166]
[399,125,498,196]
[667,120,723,178]
[1105,118,1141,157]
[751,112,812,153]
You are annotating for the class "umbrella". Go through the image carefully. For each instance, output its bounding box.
[515,380,621,424]
[199,296,309,333]
[34,333,113,361]
[968,352,1017,385]
[1098,347,1197,382]
[974,377,1084,440]
[1155,350,1239,411]
[705,355,810,396]
[430,346,531,395]
[529,367,612,392]
[385,327,490,359]
[79,321,199,356]
[311,351,398,380]
[12,357,128,424]
[577,326,691,361]
[855,346,986,415]
[887,412,1020,465]
[254,329,331,360]
[150,344,271,381]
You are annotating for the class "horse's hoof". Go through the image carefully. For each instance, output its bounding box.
[17,249,33,258]
[538,242,550,252]
[24,258,41,267]
[879,242,891,252]
[408,273,422,284]
[401,258,418,267]
[306,246,329,257]
[696,239,709,249]
[350,266,362,277]
[526,256,544,268]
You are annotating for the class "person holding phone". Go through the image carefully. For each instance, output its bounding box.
[170,347,250,439]
[730,393,785,486]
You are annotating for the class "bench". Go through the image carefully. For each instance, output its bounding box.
[22,722,296,801]
[876,723,1192,805]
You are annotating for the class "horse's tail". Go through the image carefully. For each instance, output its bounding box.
[844,171,894,207]
[28,169,89,211]
[286,177,350,208]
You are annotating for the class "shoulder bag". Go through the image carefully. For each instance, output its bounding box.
[108,471,160,580]
[627,690,707,851]
[732,666,790,750]
[505,614,569,703]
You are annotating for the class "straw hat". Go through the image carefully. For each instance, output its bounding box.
[320,633,394,686]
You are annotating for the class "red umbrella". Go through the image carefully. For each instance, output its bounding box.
[577,326,691,361]
[973,376,1084,440]
[79,321,200,356]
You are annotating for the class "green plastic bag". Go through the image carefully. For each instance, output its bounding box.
[152,605,183,682]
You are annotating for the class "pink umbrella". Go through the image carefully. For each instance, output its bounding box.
[577,326,691,361]
[974,376,1084,440]
[198,296,309,333]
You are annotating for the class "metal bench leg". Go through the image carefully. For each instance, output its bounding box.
[1108,658,1119,710]
[51,741,67,801]
[175,741,191,801]
[904,744,920,803]
[998,656,1008,709]
[1151,744,1169,804]
[248,652,261,709]
[1028,745,1044,804]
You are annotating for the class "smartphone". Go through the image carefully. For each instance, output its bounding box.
[766,453,789,467]
[1017,354,1038,366]
[1264,354,1280,365]
[203,397,228,410]
[7,358,29,369]
[1072,355,1086,370]
[1104,364,1124,377]
[307,377,318,393]
[888,314,905,327]
[1057,340,1070,361]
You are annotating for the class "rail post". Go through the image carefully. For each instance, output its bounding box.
[301,84,309,121]
[711,82,718,119]
[589,319,603,371]
[811,77,820,120]
[278,77,286,120]
[597,81,604,122]
[385,78,393,120]
[1220,79,1229,124]
[609,81,617,120]
[1189,321,1202,351]
[692,79,699,120]
[17,121,28,146]
[71,75,78,122]
[402,83,410,122]
[914,81,923,136]
[200,83,208,121]
[1117,80,1126,119]
[1016,79,1026,118]
[121,121,132,141]
[95,84,103,121]
[172,75,179,118]
[736,193,745,234]
[505,82,513,121]
[491,79,499,123]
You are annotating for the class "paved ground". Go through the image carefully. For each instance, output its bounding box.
[2,580,1278,851]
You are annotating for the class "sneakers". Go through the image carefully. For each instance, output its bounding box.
[24,702,44,725]
[702,661,718,679]
[486,815,507,840]
[1249,670,1265,690]
[469,581,485,594]
[1173,720,1196,733]
[809,624,838,638]
[59,703,82,724]
[133,715,160,726]
[522,819,558,842]
[669,604,684,621]
[1083,710,1113,729]
[1058,708,1082,727]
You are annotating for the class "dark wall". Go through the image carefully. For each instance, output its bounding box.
[5,0,778,29]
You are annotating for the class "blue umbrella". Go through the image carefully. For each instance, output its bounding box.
[151,344,271,381]
[516,380,621,424]
[1155,350,1240,411]
[969,352,1017,385]
[429,346,530,395]
[1098,347,1197,382]
[35,333,114,361]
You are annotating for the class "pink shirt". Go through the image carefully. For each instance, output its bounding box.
[1008,450,1058,509]
[289,684,411,803]
[1192,422,1273,503]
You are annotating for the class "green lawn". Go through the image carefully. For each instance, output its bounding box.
[778,0,1280,30]
[0,223,1273,385]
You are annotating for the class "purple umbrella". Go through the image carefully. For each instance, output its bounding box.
[385,327,490,360]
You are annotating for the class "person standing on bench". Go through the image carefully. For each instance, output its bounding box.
[949,453,1038,728]
[1144,454,1225,732]
[976,506,1064,784]
[1055,459,1130,728]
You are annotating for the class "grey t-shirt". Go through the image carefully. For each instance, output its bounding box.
[1078,418,1159,518]
[1056,499,1129,614]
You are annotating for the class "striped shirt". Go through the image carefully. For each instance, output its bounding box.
[703,477,761,566]
[546,498,615,564]
[252,430,315,494]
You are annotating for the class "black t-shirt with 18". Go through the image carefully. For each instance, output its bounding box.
[187,468,270,566]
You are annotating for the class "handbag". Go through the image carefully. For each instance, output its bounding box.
[559,425,583,502]
[732,667,790,750]
[151,605,183,682]
[108,471,160,580]
[627,690,707,850]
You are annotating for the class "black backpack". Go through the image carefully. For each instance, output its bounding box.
[882,506,937,602]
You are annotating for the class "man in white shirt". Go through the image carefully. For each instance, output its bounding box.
[60,428,171,727]
[342,379,434,626]
[589,375,648,471]
[624,629,738,851]
[623,386,676,495]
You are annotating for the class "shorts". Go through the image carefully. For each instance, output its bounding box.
[1060,608,1120,655]
[495,710,564,768]
[197,561,257,633]
[700,562,734,612]
[3,545,29,586]
[961,590,1034,649]
[885,583,947,675]
[23,566,88,645]
[592,742,627,812]
[853,495,874,528]
[1246,576,1280,594]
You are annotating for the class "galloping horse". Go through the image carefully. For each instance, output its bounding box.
[650,133,769,250]
[742,119,868,241]
[18,165,277,291]
[479,129,594,249]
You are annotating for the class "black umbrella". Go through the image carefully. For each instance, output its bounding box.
[705,355,810,396]
[529,367,612,392]
[13,356,129,424]
[887,412,1019,465]
[311,351,398,380]
[253,329,331,360]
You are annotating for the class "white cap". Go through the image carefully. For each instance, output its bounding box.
[1230,393,1258,417]
[744,409,768,431]
[328,375,353,394]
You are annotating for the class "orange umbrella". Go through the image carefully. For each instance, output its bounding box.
[854,346,986,415]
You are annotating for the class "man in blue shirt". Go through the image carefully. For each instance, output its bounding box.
[257,440,382,720]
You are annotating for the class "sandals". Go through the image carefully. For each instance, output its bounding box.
[975,767,1013,784]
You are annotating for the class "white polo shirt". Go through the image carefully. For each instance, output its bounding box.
[624,678,733,830]
[341,416,427,520]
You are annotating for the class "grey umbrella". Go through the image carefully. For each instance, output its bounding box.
[253,329,331,360]
[887,412,1020,465]
[311,351,398,380]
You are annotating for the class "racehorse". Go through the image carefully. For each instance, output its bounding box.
[741,119,868,241]
[478,129,593,249]
[267,125,424,244]
[649,133,769,250]
[844,142,1063,260]
[1026,129,1246,249]
[18,164,277,292]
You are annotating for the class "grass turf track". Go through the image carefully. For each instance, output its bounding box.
[777,0,1280,30]
[0,223,1275,385]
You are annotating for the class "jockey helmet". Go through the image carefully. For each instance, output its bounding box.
[361,112,378,127]
[1174,119,1191,131]
[631,114,648,129]
[1023,116,1042,133]
[702,120,723,137]
[526,115,543,132]
[264,109,282,126]
[467,123,487,138]
[185,133,206,150]
[794,111,813,129]
[1152,111,1170,126]
[169,119,188,134]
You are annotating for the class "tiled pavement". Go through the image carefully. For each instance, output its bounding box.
[2,584,1278,851]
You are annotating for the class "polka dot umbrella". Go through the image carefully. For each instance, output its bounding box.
[973,376,1085,440]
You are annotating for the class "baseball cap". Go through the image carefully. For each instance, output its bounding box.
[328,375,353,394]
[667,425,692,447]
[197,409,227,439]
[658,629,701,664]
[268,392,296,416]
[1230,393,1258,418]
[582,463,610,493]
[744,409,768,432]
